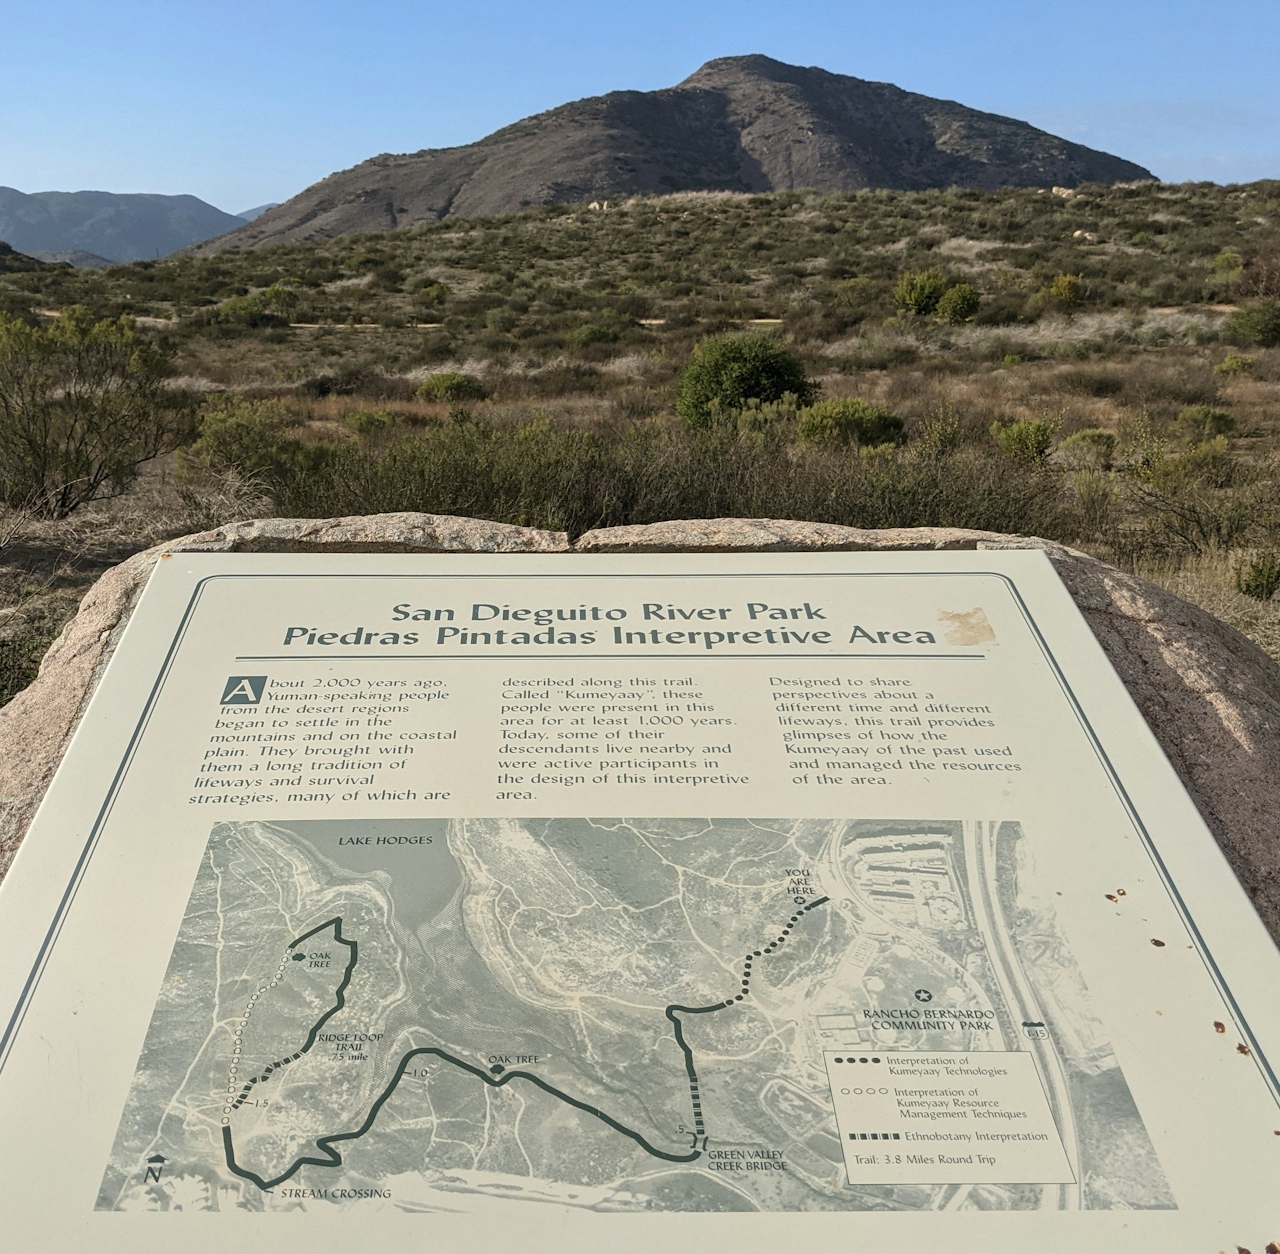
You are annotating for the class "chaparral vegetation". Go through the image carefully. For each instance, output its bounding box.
[1,180,1279,699]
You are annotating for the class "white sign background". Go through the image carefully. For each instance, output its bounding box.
[0,550,1276,1251]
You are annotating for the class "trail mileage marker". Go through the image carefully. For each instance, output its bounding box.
[0,550,1277,1252]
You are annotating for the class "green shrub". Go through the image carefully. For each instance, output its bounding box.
[1174,405,1234,442]
[831,277,889,322]
[415,372,487,402]
[1046,273,1084,306]
[1144,436,1238,491]
[341,408,401,436]
[372,263,404,291]
[991,418,1056,464]
[936,283,981,324]
[260,282,300,320]
[178,397,298,478]
[1057,428,1117,469]
[1225,300,1280,348]
[911,412,962,459]
[567,323,618,346]
[796,398,904,447]
[894,270,949,316]
[675,333,817,428]
[0,307,179,517]
[1213,352,1254,376]
[1237,252,1280,300]
[1236,552,1280,600]
[483,308,518,335]
[208,294,285,328]
[734,394,801,436]
[415,280,451,304]
[304,367,414,401]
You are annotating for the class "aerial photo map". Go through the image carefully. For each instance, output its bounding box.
[98,817,1172,1213]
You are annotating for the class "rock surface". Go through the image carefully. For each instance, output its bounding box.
[575,519,1018,552]
[2,514,1278,947]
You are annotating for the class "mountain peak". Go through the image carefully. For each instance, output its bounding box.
[201,56,1154,253]
[678,53,818,88]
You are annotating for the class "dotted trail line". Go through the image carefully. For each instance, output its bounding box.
[665,895,829,1139]
[222,897,829,1192]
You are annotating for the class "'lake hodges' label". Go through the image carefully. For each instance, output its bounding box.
[824,1051,1075,1185]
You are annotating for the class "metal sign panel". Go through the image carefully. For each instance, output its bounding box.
[0,550,1276,1251]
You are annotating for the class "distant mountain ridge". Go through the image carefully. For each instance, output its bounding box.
[211,54,1154,253]
[0,188,244,263]
[29,249,114,269]
[236,203,281,222]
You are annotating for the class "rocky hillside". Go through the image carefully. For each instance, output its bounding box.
[211,55,1154,252]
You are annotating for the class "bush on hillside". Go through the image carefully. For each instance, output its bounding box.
[1054,367,1124,397]
[893,270,949,316]
[1213,352,1254,376]
[936,283,981,324]
[1236,253,1280,301]
[910,412,963,460]
[341,408,401,436]
[1046,273,1084,306]
[1056,428,1116,470]
[415,371,487,402]
[1236,552,1280,601]
[177,397,300,478]
[732,394,802,437]
[567,323,618,346]
[1225,300,1280,348]
[831,277,890,323]
[1072,468,1116,535]
[0,307,180,517]
[796,398,904,447]
[991,418,1056,464]
[304,368,415,400]
[260,282,301,320]
[1174,405,1234,442]
[1128,444,1275,553]
[1141,435,1239,491]
[205,294,286,328]
[675,333,816,428]
[415,280,451,304]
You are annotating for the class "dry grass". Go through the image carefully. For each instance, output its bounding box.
[1131,549,1280,663]
[0,464,270,702]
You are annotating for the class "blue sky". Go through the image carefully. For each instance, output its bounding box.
[2,0,1277,213]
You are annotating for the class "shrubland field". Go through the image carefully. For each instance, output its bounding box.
[1,180,1279,700]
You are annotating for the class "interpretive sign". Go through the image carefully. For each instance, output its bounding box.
[0,550,1277,1252]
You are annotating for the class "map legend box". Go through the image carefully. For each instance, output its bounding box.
[824,1051,1075,1185]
